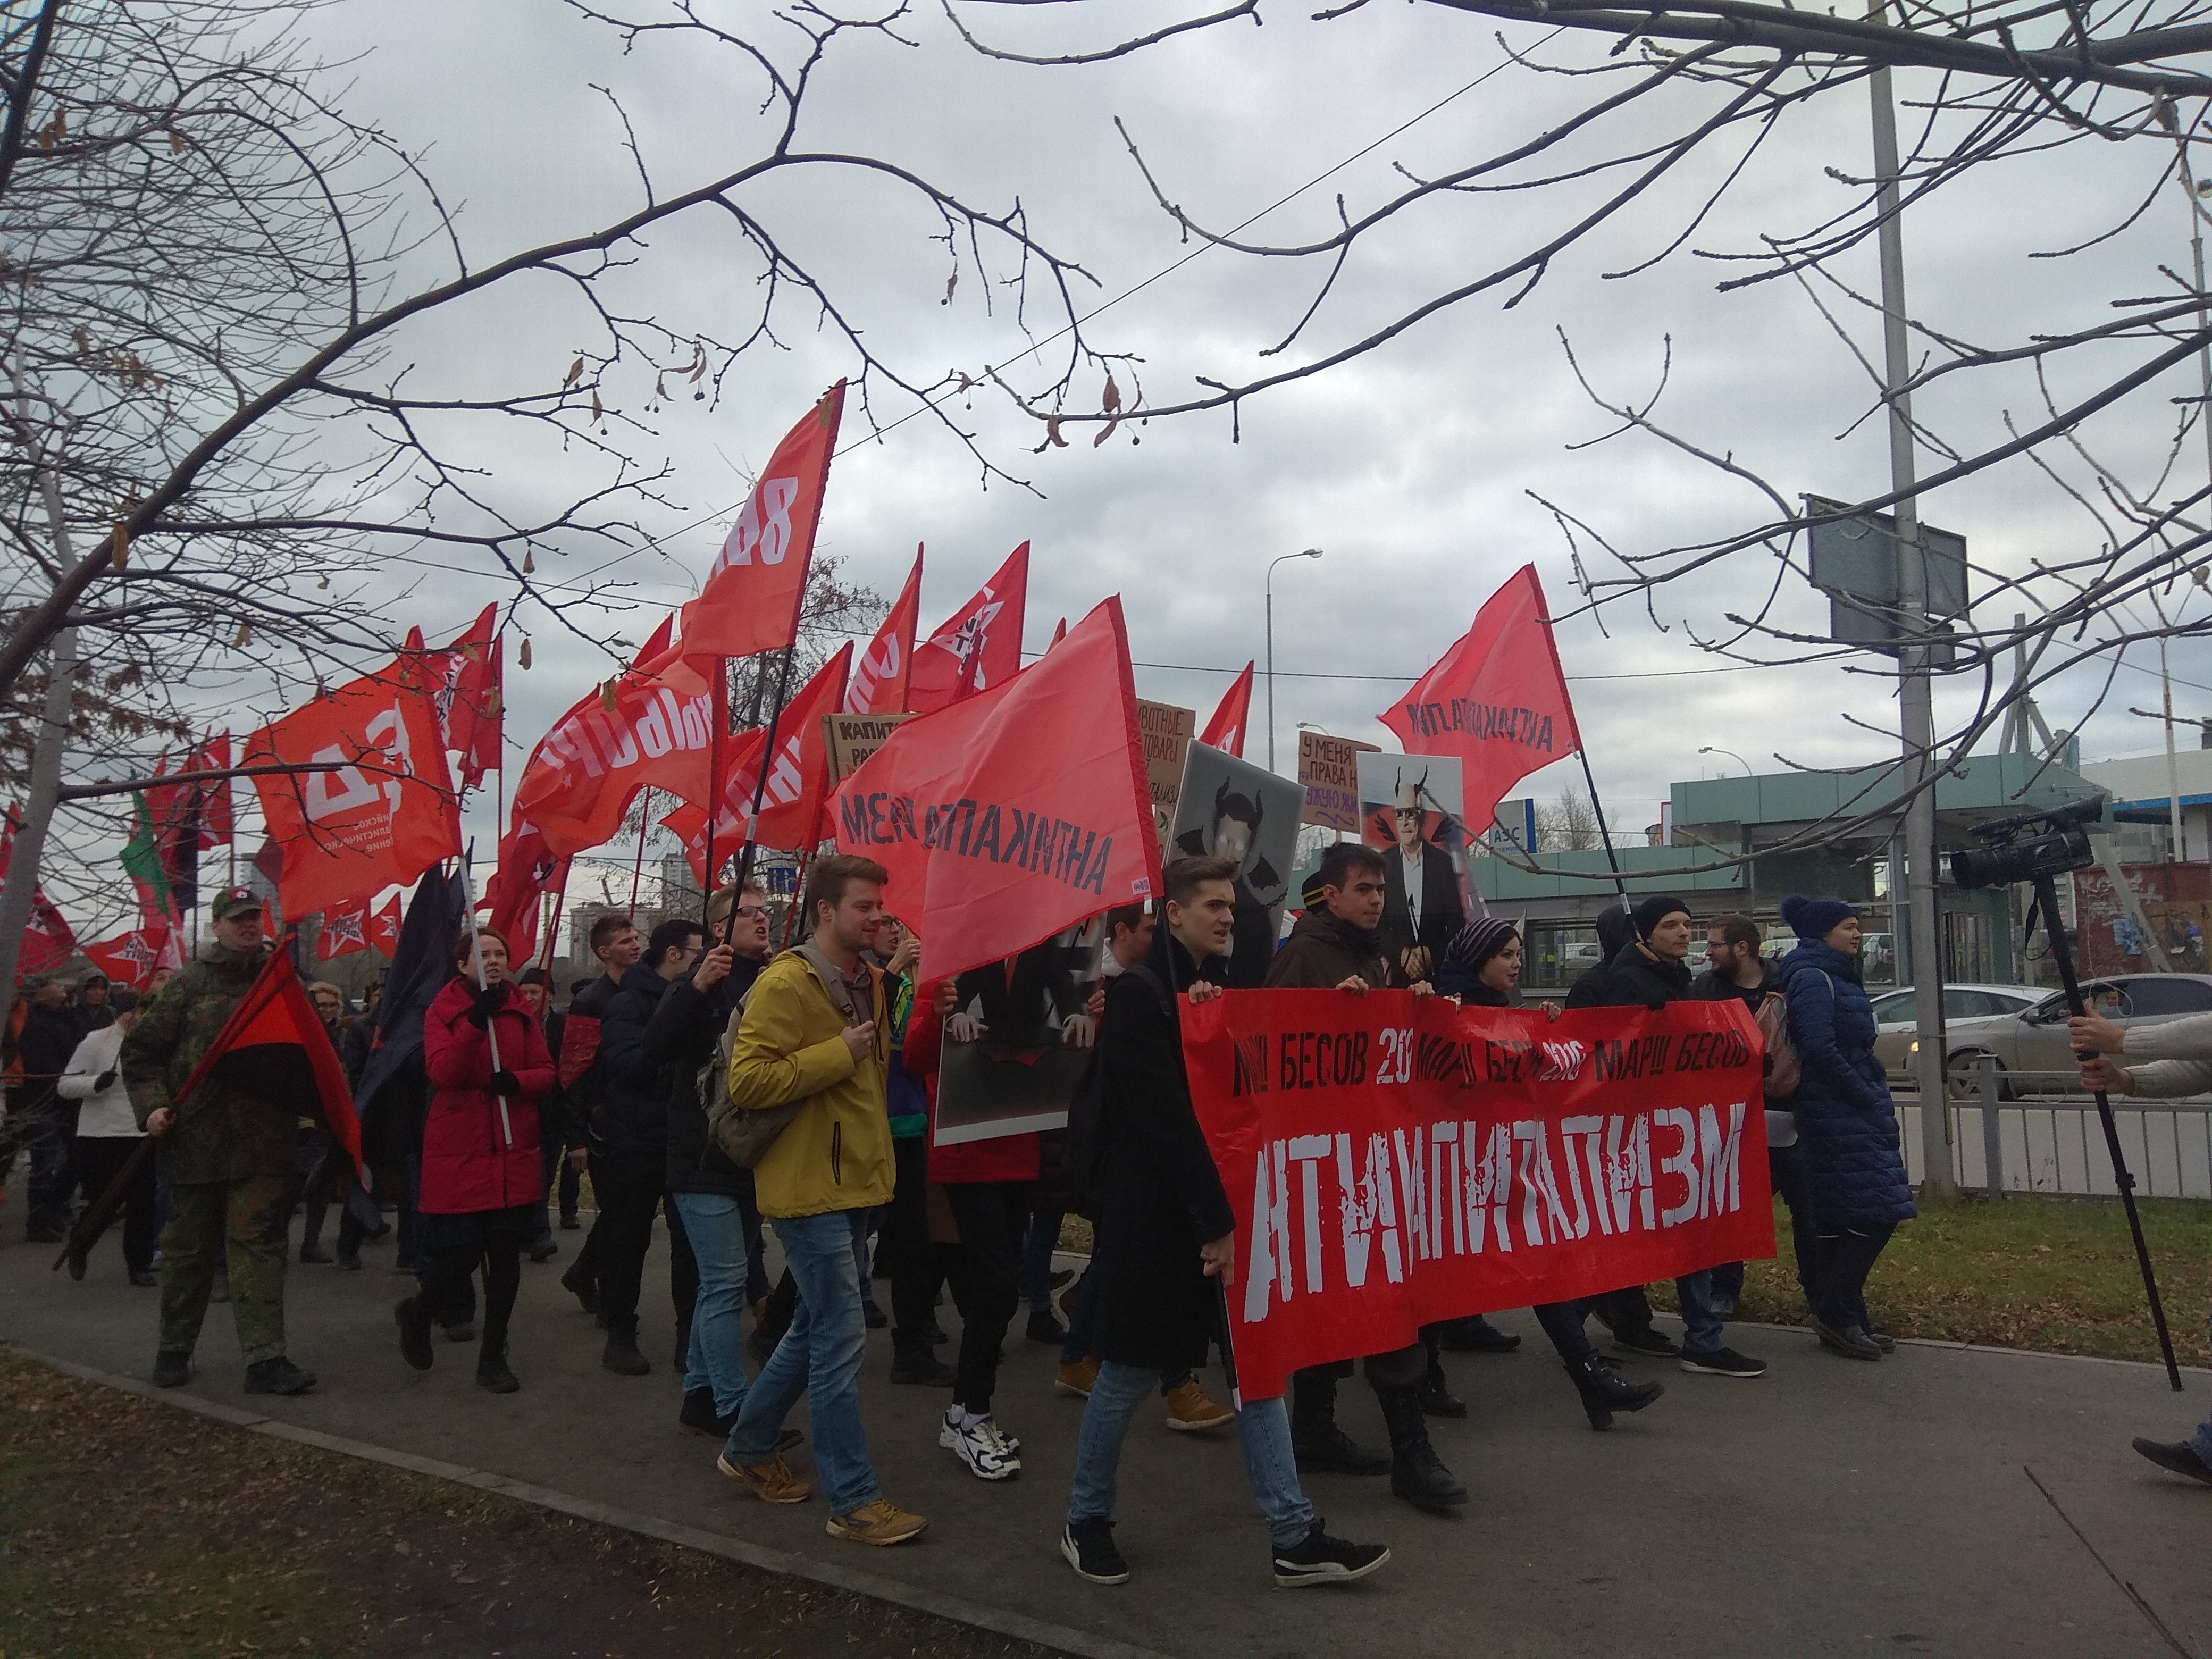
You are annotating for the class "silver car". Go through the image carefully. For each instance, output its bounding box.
[1871,985,2043,1087]
[1879,974,2212,1097]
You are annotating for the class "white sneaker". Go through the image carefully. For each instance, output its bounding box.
[939,1412,1021,1481]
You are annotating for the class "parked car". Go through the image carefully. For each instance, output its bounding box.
[1871,985,2043,1085]
[1875,974,2212,1097]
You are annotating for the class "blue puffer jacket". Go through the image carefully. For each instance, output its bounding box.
[593,961,673,1166]
[1777,940,1916,1227]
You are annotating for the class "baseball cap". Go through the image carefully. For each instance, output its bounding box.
[211,886,265,922]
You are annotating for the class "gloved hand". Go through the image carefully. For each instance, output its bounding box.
[488,1068,522,1099]
[466,981,506,1026]
[95,1069,117,1092]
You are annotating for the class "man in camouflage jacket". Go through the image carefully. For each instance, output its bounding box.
[123,887,316,1395]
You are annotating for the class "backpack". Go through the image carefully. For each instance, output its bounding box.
[1065,962,1172,1220]
[1756,990,1800,1101]
[703,943,872,1170]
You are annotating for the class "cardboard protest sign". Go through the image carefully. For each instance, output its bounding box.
[1183,990,1773,1401]
[1358,752,1478,984]
[823,712,914,783]
[1136,700,1195,846]
[933,920,1105,1145]
[1170,742,1305,988]
[1298,731,1378,832]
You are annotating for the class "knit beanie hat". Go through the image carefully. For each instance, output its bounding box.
[1630,894,1692,941]
[1780,894,1858,940]
[1444,915,1518,976]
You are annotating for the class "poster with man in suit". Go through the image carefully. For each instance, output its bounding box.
[1356,753,1476,985]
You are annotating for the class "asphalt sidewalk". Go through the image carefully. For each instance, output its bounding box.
[6,1213,2211,1659]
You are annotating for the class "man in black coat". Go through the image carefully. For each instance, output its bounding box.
[1575,895,1766,1380]
[1060,855,1391,1590]
[1261,842,1467,1515]
[18,976,84,1242]
[1376,780,1465,985]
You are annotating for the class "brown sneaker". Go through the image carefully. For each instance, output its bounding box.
[1054,1359,1099,1398]
[716,1452,811,1504]
[1163,1378,1234,1432]
[826,1499,927,1546]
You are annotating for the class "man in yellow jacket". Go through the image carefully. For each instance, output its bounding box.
[715,854,924,1546]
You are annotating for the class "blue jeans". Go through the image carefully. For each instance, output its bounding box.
[1059,1266,1191,1393]
[1068,1361,1312,1550]
[671,1192,752,1417]
[725,1209,878,1515]
[849,1206,881,1311]
[1677,1270,1723,1355]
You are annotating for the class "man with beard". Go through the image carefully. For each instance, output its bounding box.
[1261,843,1465,1516]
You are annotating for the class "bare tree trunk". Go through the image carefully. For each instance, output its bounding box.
[0,466,85,1040]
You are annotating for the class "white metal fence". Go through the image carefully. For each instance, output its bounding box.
[1897,1060,2212,1199]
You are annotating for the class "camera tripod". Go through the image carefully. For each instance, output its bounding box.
[2027,871,2183,1391]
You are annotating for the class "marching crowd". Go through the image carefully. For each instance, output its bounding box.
[6,850,1933,1589]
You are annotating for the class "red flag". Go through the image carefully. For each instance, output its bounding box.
[510,625,722,859]
[439,604,502,791]
[483,816,566,965]
[1201,661,1255,759]
[908,543,1028,714]
[317,897,373,960]
[846,548,921,715]
[83,921,177,987]
[1377,564,1581,833]
[172,944,362,1176]
[245,653,463,920]
[370,895,404,956]
[678,382,845,661]
[831,598,1157,984]
[148,732,233,857]
[2,803,77,976]
[1049,617,1067,648]
[666,644,851,883]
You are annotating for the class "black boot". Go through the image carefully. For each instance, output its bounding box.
[1377,1385,1467,1513]
[1290,1372,1390,1476]
[1566,1351,1665,1430]
[476,1340,520,1394]
[394,1297,434,1371]
[1436,1314,1521,1353]
[560,1259,599,1315]
[1415,1354,1467,1420]
[601,1315,651,1376]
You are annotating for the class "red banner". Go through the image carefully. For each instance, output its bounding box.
[1183,991,1772,1402]
[1201,660,1254,759]
[245,656,462,921]
[1377,564,1582,834]
[317,898,374,960]
[678,382,845,661]
[482,815,565,966]
[831,597,1157,985]
[847,548,921,716]
[908,542,1027,714]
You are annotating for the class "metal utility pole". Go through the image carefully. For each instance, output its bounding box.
[1868,9,1954,1195]
[1266,548,1322,772]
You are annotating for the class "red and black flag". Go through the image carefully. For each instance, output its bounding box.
[174,944,362,1176]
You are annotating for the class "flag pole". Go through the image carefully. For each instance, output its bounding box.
[455,842,511,1149]
[627,787,652,919]
[701,659,727,939]
[1575,747,1629,906]
[735,644,800,900]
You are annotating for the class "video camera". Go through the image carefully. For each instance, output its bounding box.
[1948,794,2106,890]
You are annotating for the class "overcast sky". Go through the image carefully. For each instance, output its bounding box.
[94,0,2212,916]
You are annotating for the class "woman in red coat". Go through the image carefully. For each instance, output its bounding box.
[394,927,555,1394]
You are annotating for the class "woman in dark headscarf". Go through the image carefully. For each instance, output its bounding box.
[1434,916,1669,1431]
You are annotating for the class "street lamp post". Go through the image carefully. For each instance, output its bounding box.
[1698,745,1751,776]
[1267,548,1324,772]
